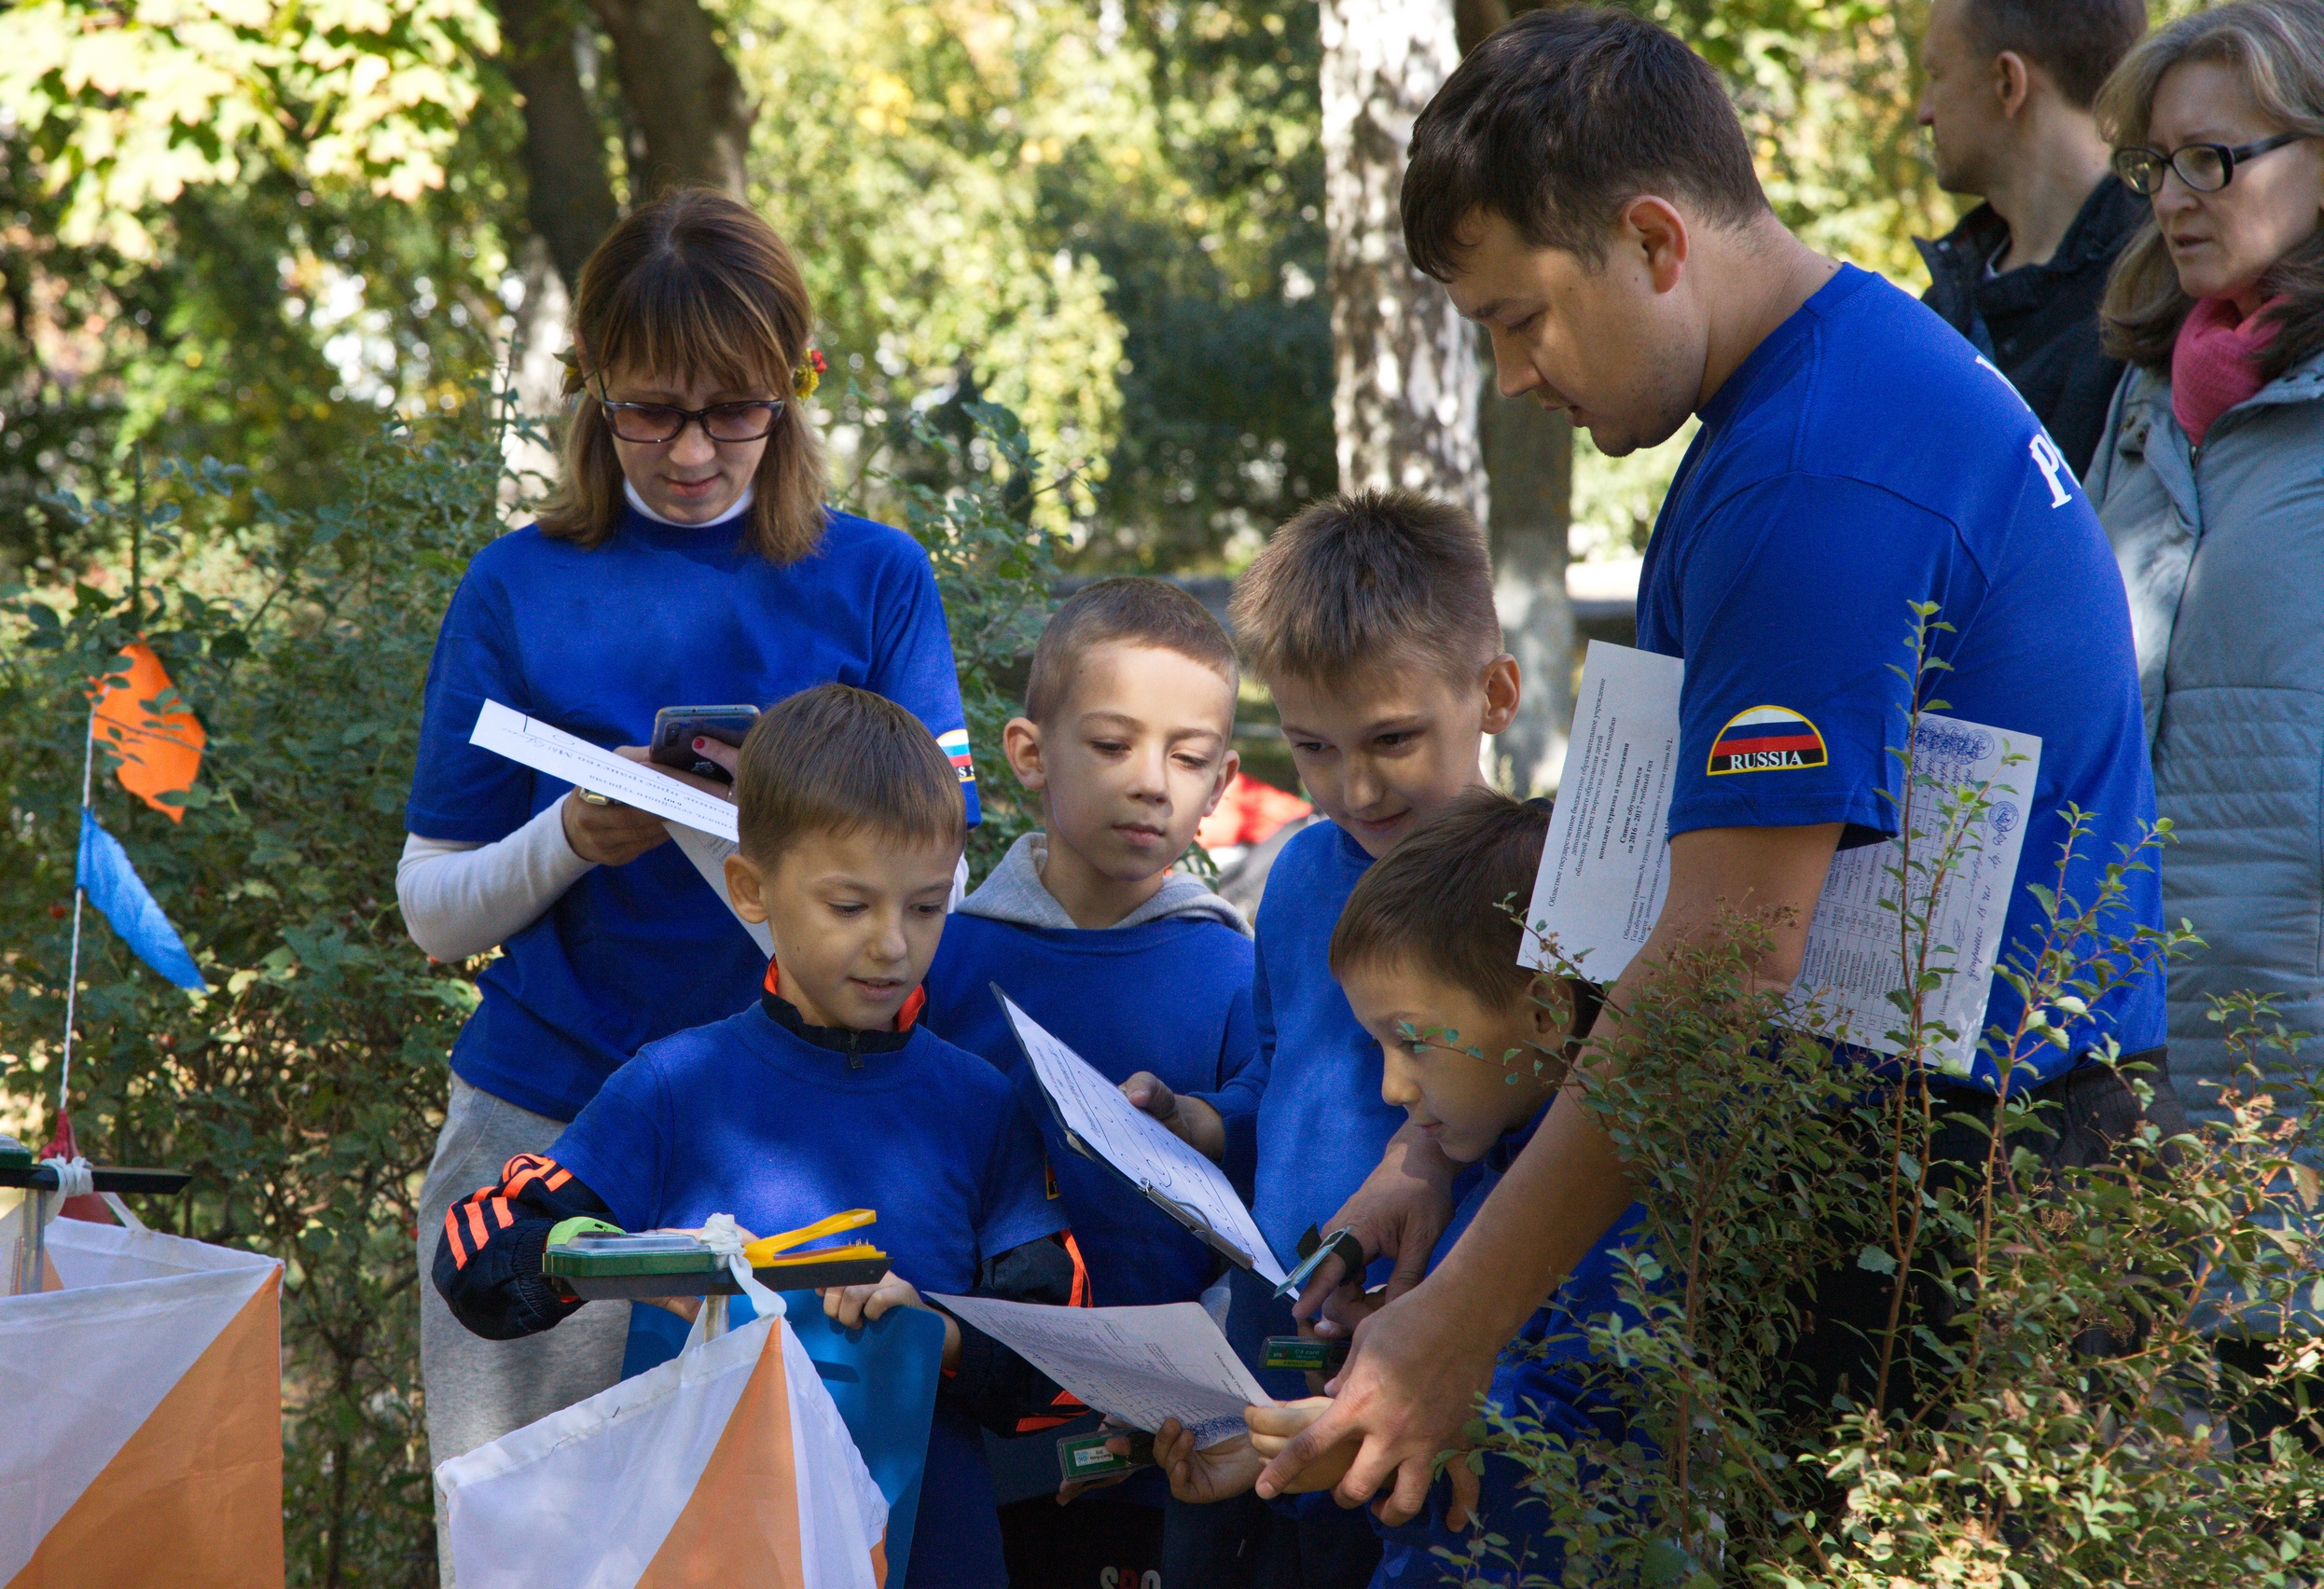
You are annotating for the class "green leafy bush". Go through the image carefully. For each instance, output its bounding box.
[0,390,1058,1583]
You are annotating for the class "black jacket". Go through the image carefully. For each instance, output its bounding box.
[1916,177,2147,477]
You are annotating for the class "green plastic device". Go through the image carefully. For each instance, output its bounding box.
[1261,1335,1349,1375]
[1057,1428,1155,1482]
[542,1231,890,1300]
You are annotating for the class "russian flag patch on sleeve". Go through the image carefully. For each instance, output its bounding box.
[1708,705,1829,775]
[938,727,976,785]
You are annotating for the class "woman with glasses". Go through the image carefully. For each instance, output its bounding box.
[2086,0,2324,1351]
[395,190,981,1535]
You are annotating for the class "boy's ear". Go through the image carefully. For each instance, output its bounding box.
[1529,977,1574,1040]
[724,851,773,925]
[1480,653,1521,737]
[1199,746,1241,819]
[1001,715,1047,793]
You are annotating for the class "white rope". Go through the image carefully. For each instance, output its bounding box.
[699,1213,785,1322]
[37,1156,92,1225]
[42,1157,92,1200]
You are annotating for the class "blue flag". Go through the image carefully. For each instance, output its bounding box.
[76,808,208,990]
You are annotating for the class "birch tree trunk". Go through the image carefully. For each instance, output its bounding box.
[1320,0,1486,523]
[1454,0,1578,794]
[1482,387,1576,794]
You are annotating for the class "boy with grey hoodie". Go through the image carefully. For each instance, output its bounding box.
[919,577,1259,1578]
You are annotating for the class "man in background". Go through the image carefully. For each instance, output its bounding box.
[1916,0,2148,475]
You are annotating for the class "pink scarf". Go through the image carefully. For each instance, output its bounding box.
[2172,295,2286,447]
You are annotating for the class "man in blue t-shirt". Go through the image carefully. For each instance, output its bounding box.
[1255,7,2172,1522]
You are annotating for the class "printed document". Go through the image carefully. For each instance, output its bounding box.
[1519,643,1683,984]
[927,1296,1274,1448]
[998,991,1288,1286]
[1794,714,2041,1075]
[469,700,740,840]
[1520,644,2040,1078]
[470,700,771,949]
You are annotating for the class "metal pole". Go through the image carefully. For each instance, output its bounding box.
[18,713,98,1292]
[59,705,96,1121]
[9,1190,48,1297]
[129,446,144,632]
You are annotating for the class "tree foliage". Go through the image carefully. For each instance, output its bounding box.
[0,0,500,260]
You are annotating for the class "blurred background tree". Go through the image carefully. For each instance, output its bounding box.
[0,0,1979,588]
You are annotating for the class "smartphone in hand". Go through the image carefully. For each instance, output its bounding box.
[649,704,760,783]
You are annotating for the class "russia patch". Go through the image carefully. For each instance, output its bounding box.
[937,727,976,785]
[1708,705,1829,775]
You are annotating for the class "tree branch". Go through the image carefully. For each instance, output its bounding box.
[588,0,754,199]
[492,0,622,287]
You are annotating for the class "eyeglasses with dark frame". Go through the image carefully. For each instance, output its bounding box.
[597,399,787,445]
[2113,130,2316,197]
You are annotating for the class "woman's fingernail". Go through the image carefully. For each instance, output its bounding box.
[693,737,707,751]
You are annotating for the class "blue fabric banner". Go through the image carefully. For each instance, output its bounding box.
[76,807,208,990]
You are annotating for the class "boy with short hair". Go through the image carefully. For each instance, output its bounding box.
[434,684,1082,1589]
[919,576,1257,1580]
[926,575,1254,1301]
[1130,490,1520,1587]
[1142,790,1647,1588]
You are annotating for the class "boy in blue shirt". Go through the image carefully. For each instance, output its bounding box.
[1141,790,1649,1588]
[1126,491,1523,1588]
[434,684,1081,1589]
[920,576,1257,1582]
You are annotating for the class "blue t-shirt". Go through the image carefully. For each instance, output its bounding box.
[922,913,1260,1310]
[1375,1114,1650,1587]
[1194,821,1405,1274]
[407,503,977,1123]
[1636,265,2164,1091]
[552,1002,1065,1589]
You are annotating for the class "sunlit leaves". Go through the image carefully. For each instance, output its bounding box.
[0,0,499,258]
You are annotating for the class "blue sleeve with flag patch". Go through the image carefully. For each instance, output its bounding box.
[1644,473,1986,848]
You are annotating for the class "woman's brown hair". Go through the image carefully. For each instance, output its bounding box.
[537,189,828,563]
[2096,0,2324,376]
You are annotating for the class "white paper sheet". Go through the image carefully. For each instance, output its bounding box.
[1519,644,2040,1078]
[998,992,1287,1286]
[1518,642,1683,983]
[467,699,739,841]
[927,1296,1274,1448]
[1792,714,2040,1076]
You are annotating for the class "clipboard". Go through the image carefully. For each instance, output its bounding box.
[991,983,1286,1285]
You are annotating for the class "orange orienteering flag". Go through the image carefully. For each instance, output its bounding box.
[88,643,205,822]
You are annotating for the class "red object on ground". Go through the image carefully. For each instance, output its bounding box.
[1197,771,1312,851]
[39,1110,118,1224]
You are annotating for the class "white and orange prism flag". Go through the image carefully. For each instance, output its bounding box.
[440,1311,890,1589]
[0,1212,284,1587]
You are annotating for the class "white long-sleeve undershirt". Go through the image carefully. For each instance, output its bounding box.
[396,801,595,961]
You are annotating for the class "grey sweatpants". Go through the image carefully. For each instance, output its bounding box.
[419,1074,630,1580]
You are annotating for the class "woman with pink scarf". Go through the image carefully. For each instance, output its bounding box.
[2085,0,2324,1338]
